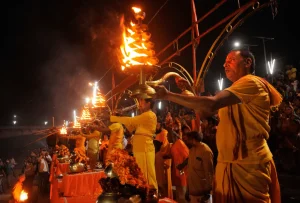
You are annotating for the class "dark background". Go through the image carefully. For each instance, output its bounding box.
[0,0,298,126]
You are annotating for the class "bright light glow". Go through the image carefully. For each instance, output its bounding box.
[60,126,67,135]
[119,13,158,71]
[85,97,90,104]
[20,190,28,201]
[44,121,48,125]
[90,82,105,107]
[81,106,91,121]
[73,110,81,128]
[234,41,240,47]
[13,115,16,118]
[92,82,98,106]
[268,59,276,75]
[158,101,162,110]
[218,78,223,91]
[13,121,16,125]
[73,110,77,126]
[132,7,141,13]
[66,121,69,127]
[131,112,135,117]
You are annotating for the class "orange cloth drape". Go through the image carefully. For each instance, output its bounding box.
[155,129,173,199]
[61,171,105,197]
[170,139,189,187]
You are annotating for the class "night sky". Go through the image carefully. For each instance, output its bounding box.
[0,0,298,126]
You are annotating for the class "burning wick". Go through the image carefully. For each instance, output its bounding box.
[132,7,141,13]
[20,190,28,202]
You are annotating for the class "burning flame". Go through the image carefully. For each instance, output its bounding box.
[60,126,67,135]
[81,106,91,121]
[119,8,158,71]
[90,82,106,108]
[20,190,28,202]
[132,7,141,13]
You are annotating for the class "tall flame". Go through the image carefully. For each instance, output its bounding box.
[20,190,28,202]
[119,8,158,71]
[73,110,81,128]
[90,82,106,108]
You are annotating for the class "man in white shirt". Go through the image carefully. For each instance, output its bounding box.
[38,155,49,194]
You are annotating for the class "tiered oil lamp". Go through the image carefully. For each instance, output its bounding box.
[120,7,159,99]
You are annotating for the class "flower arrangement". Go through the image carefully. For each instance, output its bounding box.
[107,148,148,189]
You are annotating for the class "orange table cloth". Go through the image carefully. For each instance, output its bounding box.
[62,171,105,197]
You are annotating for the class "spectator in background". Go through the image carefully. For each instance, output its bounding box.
[37,154,49,194]
[6,159,16,188]
[286,65,297,81]
[185,131,213,203]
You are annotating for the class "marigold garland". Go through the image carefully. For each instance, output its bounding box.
[107,148,149,189]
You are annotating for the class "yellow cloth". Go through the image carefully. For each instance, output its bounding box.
[110,111,158,189]
[87,130,101,154]
[107,123,124,155]
[215,74,282,202]
[86,131,101,167]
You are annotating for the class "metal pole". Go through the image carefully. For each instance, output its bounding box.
[52,117,55,127]
[191,0,197,83]
[156,0,227,57]
[159,1,253,66]
[262,38,268,74]
[140,67,145,85]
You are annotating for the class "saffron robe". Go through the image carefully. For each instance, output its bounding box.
[111,110,158,189]
[214,75,282,203]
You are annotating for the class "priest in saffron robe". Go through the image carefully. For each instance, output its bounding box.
[110,98,158,190]
[106,123,124,161]
[83,127,101,169]
[155,48,282,203]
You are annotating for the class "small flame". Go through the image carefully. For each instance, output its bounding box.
[20,190,28,202]
[81,106,91,121]
[60,126,67,135]
[132,7,141,13]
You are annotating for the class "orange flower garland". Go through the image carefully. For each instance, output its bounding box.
[107,149,148,189]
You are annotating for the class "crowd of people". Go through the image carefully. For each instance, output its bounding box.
[0,49,299,203]
[0,148,52,202]
[268,64,300,174]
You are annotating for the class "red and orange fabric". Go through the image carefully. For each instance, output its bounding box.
[170,139,189,187]
[155,129,173,199]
